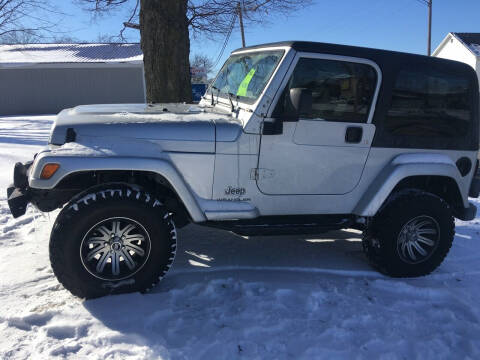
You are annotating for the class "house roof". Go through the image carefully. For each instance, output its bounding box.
[452,33,480,56]
[0,43,143,65]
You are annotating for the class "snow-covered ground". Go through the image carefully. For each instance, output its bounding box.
[0,115,479,359]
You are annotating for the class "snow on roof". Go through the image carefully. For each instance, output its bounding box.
[0,43,143,65]
[452,33,480,57]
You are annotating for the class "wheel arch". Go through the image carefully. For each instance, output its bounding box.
[387,175,463,209]
[354,157,466,217]
[29,156,206,223]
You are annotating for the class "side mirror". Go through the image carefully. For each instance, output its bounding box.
[289,88,312,118]
[262,117,283,135]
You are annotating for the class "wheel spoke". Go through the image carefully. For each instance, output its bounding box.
[112,221,122,235]
[406,243,417,261]
[87,235,108,241]
[121,224,136,236]
[125,243,145,256]
[417,235,435,247]
[120,248,136,270]
[111,252,120,276]
[412,241,428,256]
[417,228,437,235]
[414,220,431,229]
[401,241,408,259]
[124,235,145,243]
[96,251,110,273]
[86,244,108,261]
[86,239,106,247]
[96,226,111,238]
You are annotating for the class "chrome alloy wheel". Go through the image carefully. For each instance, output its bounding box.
[80,217,151,281]
[396,215,440,265]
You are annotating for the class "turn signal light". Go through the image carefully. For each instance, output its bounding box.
[40,163,60,179]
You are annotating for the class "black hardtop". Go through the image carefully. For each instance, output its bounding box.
[236,41,479,151]
[234,40,476,74]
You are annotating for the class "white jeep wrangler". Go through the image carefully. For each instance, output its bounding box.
[7,41,480,298]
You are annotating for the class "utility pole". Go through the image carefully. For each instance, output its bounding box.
[427,0,432,56]
[237,2,246,48]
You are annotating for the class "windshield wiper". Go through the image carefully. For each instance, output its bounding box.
[210,85,220,106]
[226,92,238,112]
[209,86,238,112]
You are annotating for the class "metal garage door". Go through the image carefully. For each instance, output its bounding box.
[0,66,146,116]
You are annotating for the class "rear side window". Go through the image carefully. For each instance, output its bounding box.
[274,57,378,123]
[386,69,472,138]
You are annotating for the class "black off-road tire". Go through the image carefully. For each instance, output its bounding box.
[362,189,455,277]
[49,184,177,299]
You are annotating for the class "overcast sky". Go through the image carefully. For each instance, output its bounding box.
[50,0,480,70]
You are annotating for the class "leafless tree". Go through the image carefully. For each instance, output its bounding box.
[188,0,312,37]
[0,29,38,43]
[50,35,81,43]
[77,0,313,103]
[0,0,64,43]
[190,53,215,80]
[97,33,117,43]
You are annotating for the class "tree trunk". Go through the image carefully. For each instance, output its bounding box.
[140,0,192,103]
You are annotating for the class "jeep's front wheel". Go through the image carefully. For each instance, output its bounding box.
[362,190,455,277]
[49,185,177,299]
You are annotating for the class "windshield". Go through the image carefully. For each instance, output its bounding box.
[211,50,285,104]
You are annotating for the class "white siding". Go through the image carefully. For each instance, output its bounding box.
[0,65,146,116]
[434,35,477,70]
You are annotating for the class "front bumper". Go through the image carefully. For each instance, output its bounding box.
[6,161,32,218]
[7,185,29,218]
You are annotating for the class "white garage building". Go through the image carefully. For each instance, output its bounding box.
[433,33,480,78]
[0,43,146,116]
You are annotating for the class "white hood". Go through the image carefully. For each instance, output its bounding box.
[49,103,239,153]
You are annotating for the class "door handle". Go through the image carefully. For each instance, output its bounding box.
[345,126,363,144]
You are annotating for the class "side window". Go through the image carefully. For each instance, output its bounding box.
[274,57,378,123]
[386,68,472,138]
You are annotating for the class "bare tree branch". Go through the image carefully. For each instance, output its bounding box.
[74,0,130,13]
[187,0,313,37]
[0,0,68,43]
[76,0,313,40]
[119,0,139,40]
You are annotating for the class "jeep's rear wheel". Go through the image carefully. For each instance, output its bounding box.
[49,184,177,299]
[362,190,454,277]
